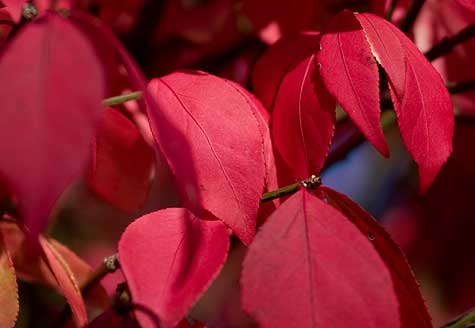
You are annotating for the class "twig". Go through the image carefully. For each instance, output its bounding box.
[52,254,120,328]
[261,175,322,203]
[425,23,475,62]
[398,0,425,33]
[441,308,475,328]
[81,254,119,297]
[102,91,143,107]
[385,0,399,21]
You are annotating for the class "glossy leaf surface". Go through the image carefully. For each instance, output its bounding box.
[119,208,229,328]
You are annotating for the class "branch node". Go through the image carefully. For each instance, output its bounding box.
[104,253,120,272]
[301,175,322,190]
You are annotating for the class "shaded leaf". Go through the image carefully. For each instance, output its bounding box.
[88,108,155,213]
[242,189,400,327]
[317,10,389,156]
[0,221,109,310]
[119,208,229,328]
[272,52,335,180]
[39,236,88,327]
[0,12,105,238]
[0,227,18,328]
[321,187,432,327]
[147,71,265,245]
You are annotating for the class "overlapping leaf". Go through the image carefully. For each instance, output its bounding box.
[147,71,265,245]
[88,108,155,213]
[0,228,18,328]
[119,208,229,328]
[317,10,389,156]
[0,12,104,238]
[321,187,432,327]
[355,12,454,192]
[39,237,88,327]
[242,189,401,327]
[0,221,109,317]
[252,32,321,110]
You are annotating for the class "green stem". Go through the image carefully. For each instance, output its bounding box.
[102,91,143,107]
[441,309,475,328]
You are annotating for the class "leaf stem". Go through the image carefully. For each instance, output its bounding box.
[81,253,119,296]
[385,0,398,21]
[425,23,475,62]
[52,254,119,327]
[261,175,322,203]
[398,0,425,33]
[441,308,475,328]
[102,91,143,107]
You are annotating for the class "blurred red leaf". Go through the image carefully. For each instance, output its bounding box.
[455,0,475,11]
[321,187,432,327]
[39,236,88,327]
[0,227,18,328]
[0,12,104,238]
[147,71,265,245]
[242,189,401,327]
[0,221,109,311]
[118,208,229,328]
[1,0,25,22]
[252,32,320,111]
[88,108,154,213]
[317,10,389,156]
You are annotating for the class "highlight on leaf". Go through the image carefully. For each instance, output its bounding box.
[147,71,266,245]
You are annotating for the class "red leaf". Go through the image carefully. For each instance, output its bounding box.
[88,108,154,213]
[0,13,105,238]
[356,13,454,192]
[456,0,475,11]
[321,187,432,327]
[0,221,109,311]
[39,236,88,327]
[252,32,321,110]
[317,10,389,156]
[272,52,335,180]
[1,0,26,23]
[118,208,230,328]
[242,189,401,327]
[147,71,265,245]
[0,228,18,328]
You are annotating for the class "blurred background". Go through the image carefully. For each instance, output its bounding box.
[4,0,474,327]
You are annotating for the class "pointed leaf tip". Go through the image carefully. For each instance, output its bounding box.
[147,71,266,245]
[317,10,389,157]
